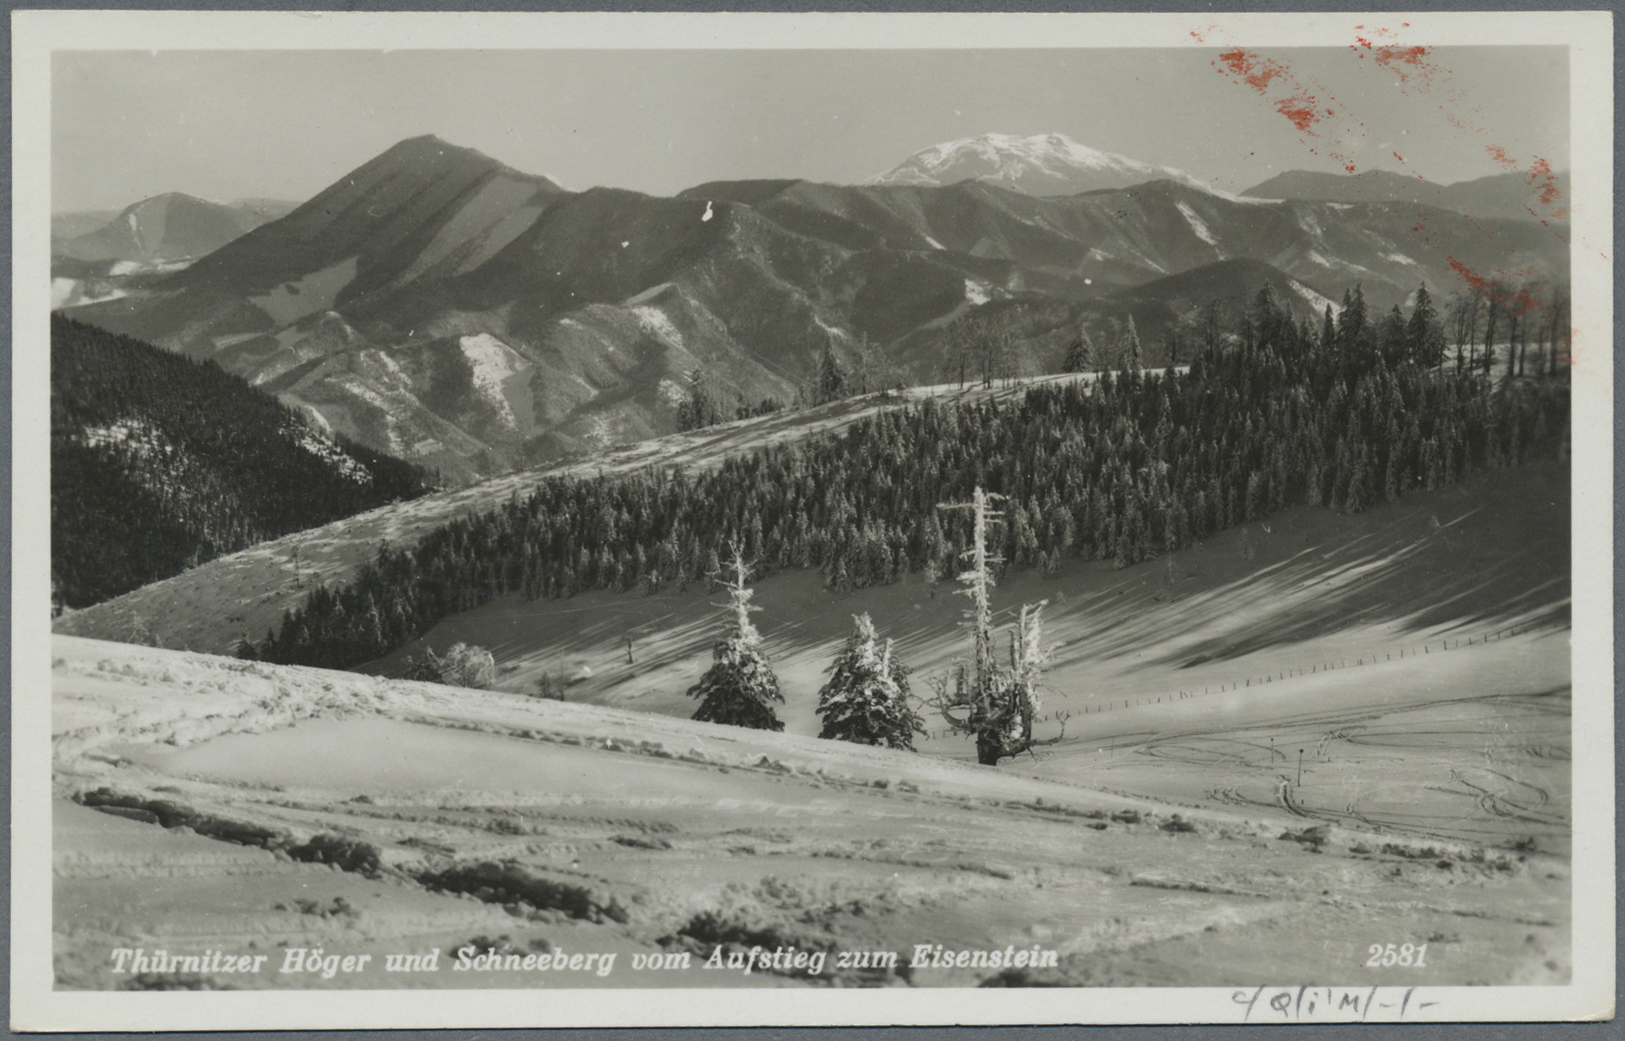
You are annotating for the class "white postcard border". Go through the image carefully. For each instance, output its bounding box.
[11,9,1615,1030]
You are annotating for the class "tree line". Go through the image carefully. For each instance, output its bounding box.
[248,281,1569,671]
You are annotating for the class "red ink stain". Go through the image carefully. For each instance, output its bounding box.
[1217,49,1291,94]
[1215,48,1357,156]
[1446,258,1549,316]
[1370,44,1437,85]
[1525,156,1564,212]
[1392,151,1405,163]
[1276,92,1323,132]
[1484,151,1568,221]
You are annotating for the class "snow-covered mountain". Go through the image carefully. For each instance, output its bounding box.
[866,132,1218,197]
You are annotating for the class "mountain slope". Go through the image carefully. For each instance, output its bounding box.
[50,209,122,243]
[50,375,1083,655]
[867,132,1218,196]
[51,315,431,610]
[1108,256,1341,324]
[54,193,296,264]
[63,137,1567,483]
[1242,168,1570,223]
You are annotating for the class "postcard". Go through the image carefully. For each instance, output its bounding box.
[12,8,1614,1030]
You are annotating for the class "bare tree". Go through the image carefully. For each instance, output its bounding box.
[1480,281,1503,376]
[940,319,974,389]
[927,487,1061,765]
[850,332,893,395]
[1446,292,1480,371]
[1544,283,1570,376]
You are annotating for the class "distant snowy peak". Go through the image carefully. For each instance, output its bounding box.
[867,133,1219,197]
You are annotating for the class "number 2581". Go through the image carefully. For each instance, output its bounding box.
[1367,943,1427,967]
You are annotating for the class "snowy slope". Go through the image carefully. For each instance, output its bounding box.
[48,579,1571,992]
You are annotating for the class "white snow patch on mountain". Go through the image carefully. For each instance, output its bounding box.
[1293,282,1341,315]
[336,381,403,455]
[1382,252,1419,267]
[1175,201,1219,247]
[657,378,688,407]
[814,316,850,341]
[964,280,992,306]
[632,306,683,348]
[371,350,406,379]
[80,418,171,458]
[295,404,333,433]
[289,427,371,485]
[458,333,527,425]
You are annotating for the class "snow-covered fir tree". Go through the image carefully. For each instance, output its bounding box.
[816,613,922,750]
[1062,329,1096,373]
[1119,314,1143,372]
[686,545,784,730]
[816,341,848,404]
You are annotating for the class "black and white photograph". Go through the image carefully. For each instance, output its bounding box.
[12,9,1614,1030]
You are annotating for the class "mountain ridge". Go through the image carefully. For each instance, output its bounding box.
[61,136,1568,484]
[1242,167,1571,223]
[54,192,298,265]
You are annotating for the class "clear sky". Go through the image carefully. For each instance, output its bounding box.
[53,46,1568,213]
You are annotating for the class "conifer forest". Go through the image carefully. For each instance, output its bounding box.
[250,284,1570,673]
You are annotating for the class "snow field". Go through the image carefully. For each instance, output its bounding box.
[51,622,1569,990]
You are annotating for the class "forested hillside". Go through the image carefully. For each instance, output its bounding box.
[52,315,432,608]
[250,282,1568,669]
